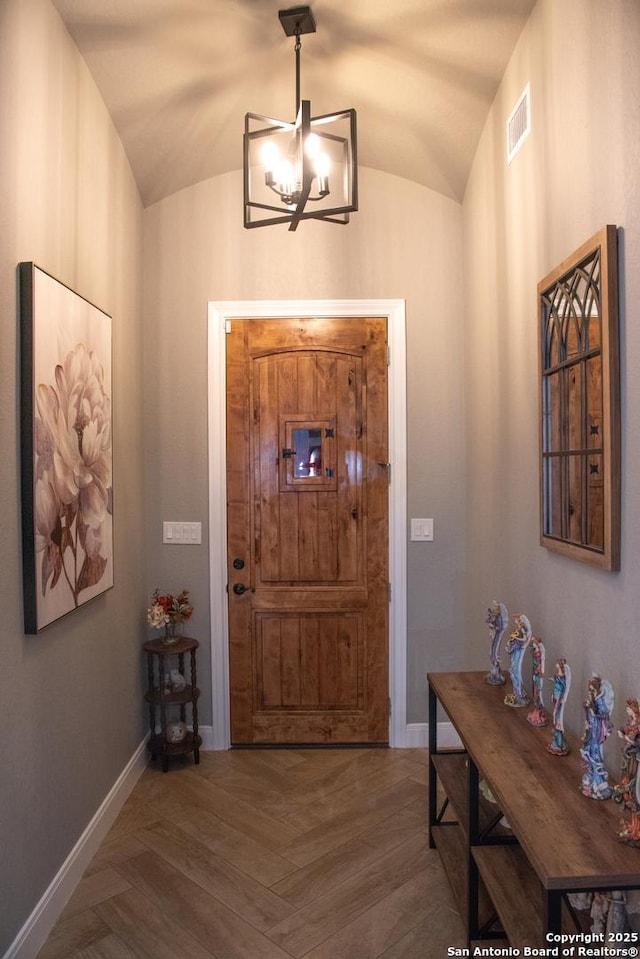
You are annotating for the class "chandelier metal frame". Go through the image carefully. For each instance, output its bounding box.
[243,5,358,231]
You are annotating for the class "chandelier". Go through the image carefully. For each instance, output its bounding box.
[243,5,358,231]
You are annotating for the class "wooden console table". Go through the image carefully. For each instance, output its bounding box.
[428,671,640,949]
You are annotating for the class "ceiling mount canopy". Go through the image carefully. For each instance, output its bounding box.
[243,5,358,231]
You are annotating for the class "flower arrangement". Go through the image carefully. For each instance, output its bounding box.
[147,588,193,629]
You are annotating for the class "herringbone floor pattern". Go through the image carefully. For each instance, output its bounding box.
[37,748,466,959]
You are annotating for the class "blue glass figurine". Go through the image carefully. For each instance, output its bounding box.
[504,613,532,708]
[485,600,508,686]
[580,674,614,799]
[547,658,571,756]
[527,637,548,727]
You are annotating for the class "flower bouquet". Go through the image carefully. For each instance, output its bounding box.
[147,588,193,643]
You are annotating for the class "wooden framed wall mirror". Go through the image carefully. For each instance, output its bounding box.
[538,225,620,570]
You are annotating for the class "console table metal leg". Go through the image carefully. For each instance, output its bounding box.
[428,682,438,848]
[467,758,481,942]
[544,891,562,950]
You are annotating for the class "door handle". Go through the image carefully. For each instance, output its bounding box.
[233,583,250,595]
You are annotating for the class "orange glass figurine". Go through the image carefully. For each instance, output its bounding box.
[527,638,548,727]
[613,698,640,844]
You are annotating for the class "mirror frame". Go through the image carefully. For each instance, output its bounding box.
[538,225,620,570]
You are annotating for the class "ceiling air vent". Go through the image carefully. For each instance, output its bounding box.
[506,83,531,164]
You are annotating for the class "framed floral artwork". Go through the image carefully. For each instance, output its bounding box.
[19,263,113,633]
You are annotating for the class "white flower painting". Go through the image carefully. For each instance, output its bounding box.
[20,264,113,632]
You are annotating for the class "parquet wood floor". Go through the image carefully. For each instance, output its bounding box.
[37,748,466,959]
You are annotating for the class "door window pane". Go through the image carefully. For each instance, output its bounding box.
[294,428,323,478]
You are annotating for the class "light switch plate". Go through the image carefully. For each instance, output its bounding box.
[410,518,434,542]
[163,521,202,544]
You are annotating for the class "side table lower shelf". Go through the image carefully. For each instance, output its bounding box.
[147,731,202,763]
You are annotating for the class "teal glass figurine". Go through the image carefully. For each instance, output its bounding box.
[547,658,571,756]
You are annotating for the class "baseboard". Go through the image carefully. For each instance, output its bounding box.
[404,721,461,749]
[4,737,149,959]
[198,724,455,751]
[198,725,215,750]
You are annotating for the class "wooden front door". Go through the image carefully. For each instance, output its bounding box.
[226,317,389,744]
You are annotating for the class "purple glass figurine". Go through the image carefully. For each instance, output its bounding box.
[547,658,571,756]
[504,613,532,708]
[580,674,614,799]
[485,600,508,686]
[527,637,548,727]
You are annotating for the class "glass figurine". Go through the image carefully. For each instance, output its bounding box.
[613,697,640,844]
[504,613,532,708]
[527,637,548,727]
[485,600,508,686]
[580,674,614,799]
[547,658,571,756]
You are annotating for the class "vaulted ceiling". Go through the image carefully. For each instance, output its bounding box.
[52,0,536,208]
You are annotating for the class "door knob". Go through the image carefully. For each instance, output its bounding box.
[233,583,249,595]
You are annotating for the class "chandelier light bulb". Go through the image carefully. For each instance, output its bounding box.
[305,132,321,157]
[314,151,330,178]
[274,158,296,196]
[261,141,280,173]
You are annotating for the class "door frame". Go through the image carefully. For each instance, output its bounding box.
[208,299,407,749]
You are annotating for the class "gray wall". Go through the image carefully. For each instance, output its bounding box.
[0,0,145,953]
[141,167,467,730]
[462,0,640,748]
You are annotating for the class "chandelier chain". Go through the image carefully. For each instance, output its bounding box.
[294,27,302,114]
